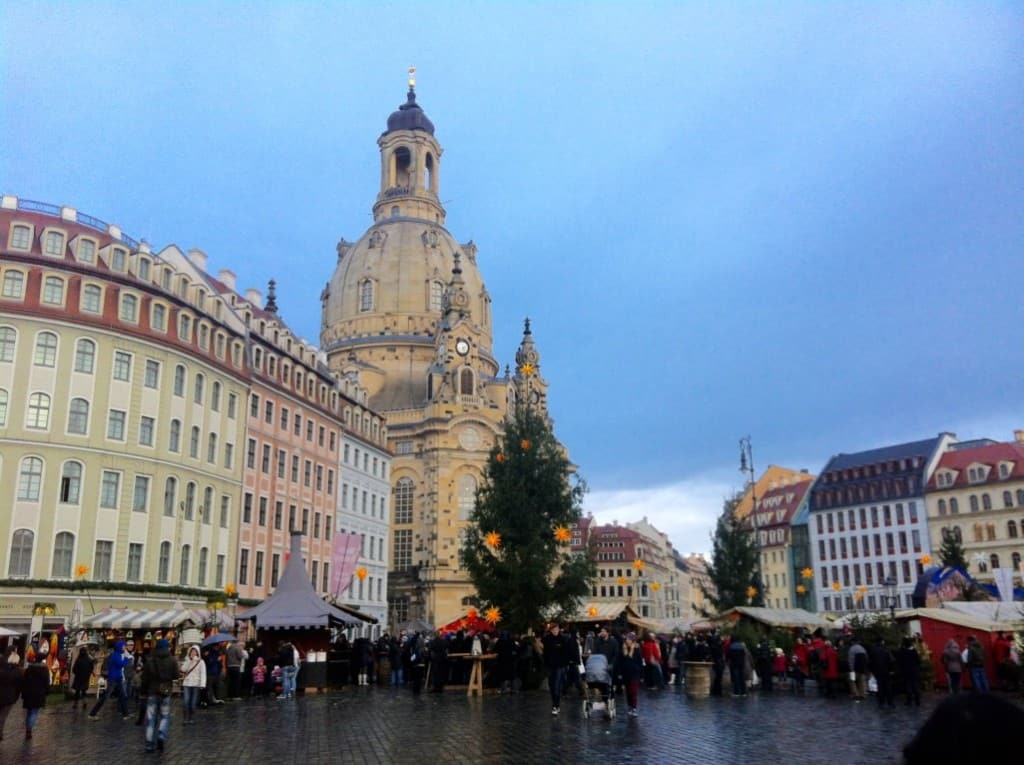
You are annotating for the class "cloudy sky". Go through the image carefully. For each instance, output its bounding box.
[3,3,1022,556]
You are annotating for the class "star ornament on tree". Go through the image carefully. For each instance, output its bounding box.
[484,531,502,549]
[746,586,758,598]
[495,453,505,463]
[796,584,807,594]
[553,526,571,543]
[520,439,531,450]
[485,607,501,624]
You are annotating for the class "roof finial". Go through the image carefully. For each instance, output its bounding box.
[408,66,416,91]
[265,279,278,313]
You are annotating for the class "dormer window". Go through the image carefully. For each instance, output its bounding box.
[120,293,138,322]
[137,258,151,281]
[10,224,32,250]
[999,462,1012,479]
[77,238,96,263]
[44,230,66,257]
[111,247,127,271]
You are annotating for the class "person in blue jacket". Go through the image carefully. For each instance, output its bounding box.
[89,640,129,719]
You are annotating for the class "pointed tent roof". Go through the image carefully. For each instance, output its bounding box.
[236,532,363,629]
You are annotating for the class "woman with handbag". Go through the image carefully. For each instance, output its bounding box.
[180,645,206,725]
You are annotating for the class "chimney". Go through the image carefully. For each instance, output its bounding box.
[246,288,263,309]
[187,248,208,271]
[1015,430,1024,445]
[218,269,237,291]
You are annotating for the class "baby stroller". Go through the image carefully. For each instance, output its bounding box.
[582,653,616,720]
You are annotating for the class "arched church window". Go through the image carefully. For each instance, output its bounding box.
[460,368,474,395]
[430,281,444,312]
[393,477,414,524]
[425,152,436,193]
[458,475,476,521]
[360,280,374,312]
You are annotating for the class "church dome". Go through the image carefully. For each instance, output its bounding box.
[385,88,435,136]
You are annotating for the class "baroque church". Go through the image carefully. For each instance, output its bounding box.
[320,74,549,628]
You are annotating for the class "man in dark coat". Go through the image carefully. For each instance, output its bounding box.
[21,655,48,740]
[142,638,180,753]
[541,623,572,715]
[428,632,449,693]
[869,637,896,708]
[0,659,23,741]
[71,647,94,709]
[708,631,726,696]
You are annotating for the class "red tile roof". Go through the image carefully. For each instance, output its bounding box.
[927,441,1024,490]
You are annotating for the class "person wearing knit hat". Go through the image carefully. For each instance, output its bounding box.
[142,638,179,753]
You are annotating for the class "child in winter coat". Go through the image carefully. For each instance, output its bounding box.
[251,657,268,697]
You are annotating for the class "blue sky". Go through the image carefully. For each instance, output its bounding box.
[3,3,1022,556]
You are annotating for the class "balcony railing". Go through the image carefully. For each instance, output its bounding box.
[8,195,141,251]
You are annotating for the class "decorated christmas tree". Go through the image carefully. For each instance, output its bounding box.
[460,405,595,633]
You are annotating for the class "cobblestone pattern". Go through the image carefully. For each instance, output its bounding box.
[0,686,1016,764]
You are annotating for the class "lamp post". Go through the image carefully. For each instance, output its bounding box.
[739,436,765,603]
[882,577,899,621]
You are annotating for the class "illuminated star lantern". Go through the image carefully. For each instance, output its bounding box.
[920,554,932,566]
[520,439,531,450]
[857,585,868,594]
[796,584,807,594]
[651,582,661,592]
[520,362,535,376]
[554,526,571,543]
[356,567,368,581]
[588,606,598,617]
[76,564,89,577]
[484,531,502,549]
[225,583,237,597]
[801,568,814,580]
[616,576,627,586]
[831,581,842,591]
[633,559,645,571]
[495,453,505,463]
[485,607,501,625]
[747,586,758,598]
[854,592,864,601]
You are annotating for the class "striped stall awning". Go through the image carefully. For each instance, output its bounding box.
[80,607,204,631]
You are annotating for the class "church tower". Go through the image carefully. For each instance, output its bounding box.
[321,73,547,628]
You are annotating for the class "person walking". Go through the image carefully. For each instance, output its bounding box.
[641,633,665,689]
[0,658,22,741]
[180,645,206,724]
[89,640,130,720]
[847,637,869,701]
[541,623,571,715]
[619,632,644,717]
[708,631,725,697]
[942,638,963,694]
[70,646,95,710]
[869,637,896,709]
[225,640,245,700]
[205,645,226,704]
[966,635,989,692]
[21,653,48,741]
[727,636,750,697]
[821,640,840,699]
[277,641,299,699]
[896,637,922,706]
[142,638,180,753]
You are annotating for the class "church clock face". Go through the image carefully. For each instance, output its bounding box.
[455,338,470,356]
[458,426,482,451]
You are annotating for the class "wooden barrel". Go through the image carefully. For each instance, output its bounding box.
[684,662,712,697]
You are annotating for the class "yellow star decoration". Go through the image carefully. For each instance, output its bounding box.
[520,363,535,376]
[651,582,661,592]
[554,526,571,543]
[747,586,758,598]
[356,567,368,581]
[484,531,502,549]
[485,606,501,624]
[76,564,89,577]
[796,584,807,594]
[225,583,237,597]
[801,568,814,579]
[633,559,645,571]
[857,585,868,594]
[831,581,842,591]
[588,606,598,617]
[920,554,932,565]
[854,592,864,601]
[616,576,627,586]
[520,439,531,450]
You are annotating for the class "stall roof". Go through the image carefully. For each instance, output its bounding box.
[576,603,662,632]
[901,604,1024,631]
[80,607,206,630]
[717,607,833,631]
[236,532,363,630]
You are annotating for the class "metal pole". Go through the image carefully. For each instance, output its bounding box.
[740,436,765,604]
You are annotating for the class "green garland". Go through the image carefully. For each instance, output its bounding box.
[0,578,259,607]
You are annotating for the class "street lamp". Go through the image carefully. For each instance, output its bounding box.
[739,436,766,603]
[882,577,899,621]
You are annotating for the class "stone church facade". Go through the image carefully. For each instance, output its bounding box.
[320,78,548,629]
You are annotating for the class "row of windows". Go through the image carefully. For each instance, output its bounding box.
[823,593,913,612]
[937,490,1024,514]
[818,559,922,591]
[245,439,334,493]
[340,483,387,520]
[936,463,1016,487]
[818,530,923,561]
[821,458,923,483]
[358,277,448,315]
[391,475,475,525]
[248,393,338,450]
[7,223,128,270]
[342,443,388,478]
[941,520,1024,543]
[241,494,332,540]
[6,529,225,587]
[15,457,231,525]
[0,268,245,367]
[814,502,920,535]
[815,478,919,509]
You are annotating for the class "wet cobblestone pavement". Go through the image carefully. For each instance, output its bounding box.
[2,685,1018,764]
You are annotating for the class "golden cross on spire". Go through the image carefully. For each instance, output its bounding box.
[408,66,416,89]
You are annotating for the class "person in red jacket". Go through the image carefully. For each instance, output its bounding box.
[641,633,665,689]
[820,640,840,698]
